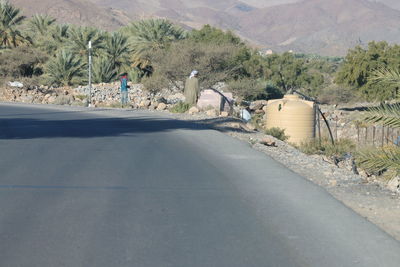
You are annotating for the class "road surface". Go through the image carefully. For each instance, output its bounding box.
[0,103,399,266]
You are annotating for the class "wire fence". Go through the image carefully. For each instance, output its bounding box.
[316,112,400,148]
[354,125,400,147]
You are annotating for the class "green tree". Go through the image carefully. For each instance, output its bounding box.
[92,56,117,83]
[143,40,244,92]
[126,18,186,70]
[189,25,242,45]
[38,24,71,55]
[104,31,130,72]
[67,26,105,57]
[336,41,400,101]
[28,14,56,35]
[45,50,84,86]
[264,52,321,95]
[51,24,70,44]
[0,0,29,48]
[27,14,60,54]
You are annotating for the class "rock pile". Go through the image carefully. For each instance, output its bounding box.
[0,82,186,110]
[0,85,78,106]
[74,82,185,109]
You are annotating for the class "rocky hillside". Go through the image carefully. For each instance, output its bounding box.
[238,0,400,55]
[8,0,400,55]
[8,0,131,30]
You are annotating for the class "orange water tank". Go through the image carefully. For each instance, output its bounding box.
[266,94,316,144]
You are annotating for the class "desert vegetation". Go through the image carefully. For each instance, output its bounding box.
[0,1,336,102]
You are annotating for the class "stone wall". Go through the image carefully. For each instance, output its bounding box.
[0,82,185,110]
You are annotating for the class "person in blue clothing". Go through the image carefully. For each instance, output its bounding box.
[120,73,129,106]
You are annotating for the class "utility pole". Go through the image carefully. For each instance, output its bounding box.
[88,41,92,107]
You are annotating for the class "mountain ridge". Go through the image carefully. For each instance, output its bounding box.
[8,0,400,56]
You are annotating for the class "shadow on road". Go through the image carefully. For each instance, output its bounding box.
[0,115,248,139]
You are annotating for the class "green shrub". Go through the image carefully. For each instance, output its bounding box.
[169,101,190,113]
[44,50,85,86]
[142,73,169,94]
[0,47,48,78]
[265,127,289,141]
[298,137,356,157]
[146,40,247,92]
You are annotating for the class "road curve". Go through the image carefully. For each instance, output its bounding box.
[0,103,399,267]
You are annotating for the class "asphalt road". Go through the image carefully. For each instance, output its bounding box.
[0,103,399,267]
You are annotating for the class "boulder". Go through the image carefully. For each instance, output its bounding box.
[157,103,167,110]
[245,123,257,131]
[250,100,267,111]
[20,95,34,103]
[197,89,222,111]
[206,109,218,117]
[387,177,400,193]
[139,100,151,108]
[188,106,200,115]
[260,138,277,147]
[220,111,229,117]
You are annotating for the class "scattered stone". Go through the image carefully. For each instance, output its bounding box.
[330,180,338,187]
[188,106,200,115]
[249,100,267,111]
[260,138,277,147]
[245,123,257,131]
[157,102,167,110]
[388,177,400,193]
[206,109,219,117]
[220,111,229,117]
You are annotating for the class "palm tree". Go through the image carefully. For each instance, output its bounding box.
[33,23,70,55]
[370,67,400,99]
[357,146,400,177]
[357,68,400,176]
[104,31,130,72]
[67,26,105,57]
[0,0,29,48]
[41,24,70,54]
[27,14,59,53]
[28,14,56,35]
[363,103,400,129]
[92,56,117,83]
[51,24,70,43]
[126,18,186,69]
[45,50,85,86]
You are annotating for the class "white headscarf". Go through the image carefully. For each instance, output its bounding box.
[189,70,199,78]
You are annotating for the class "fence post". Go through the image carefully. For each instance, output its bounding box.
[372,126,376,147]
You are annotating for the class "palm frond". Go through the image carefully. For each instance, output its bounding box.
[356,147,400,176]
[370,67,400,87]
[126,18,186,70]
[363,103,400,129]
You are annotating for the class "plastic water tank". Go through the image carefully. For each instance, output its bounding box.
[266,94,315,144]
